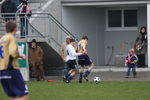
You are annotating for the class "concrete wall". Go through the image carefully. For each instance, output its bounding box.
[62,6,147,65]
[104,7,147,65]
[62,7,105,65]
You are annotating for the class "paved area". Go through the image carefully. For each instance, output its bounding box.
[31,71,150,82]
[30,67,150,82]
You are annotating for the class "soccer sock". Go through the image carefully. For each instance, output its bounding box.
[83,70,91,77]
[80,72,84,78]
[67,75,74,82]
[65,73,71,79]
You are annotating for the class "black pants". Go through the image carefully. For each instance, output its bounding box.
[137,54,145,68]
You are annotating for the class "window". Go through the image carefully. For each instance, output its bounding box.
[124,10,137,27]
[106,8,138,31]
[108,10,122,27]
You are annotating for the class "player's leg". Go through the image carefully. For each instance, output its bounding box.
[1,70,29,100]
[83,55,94,81]
[83,63,94,79]
[86,63,94,76]
[15,95,29,100]
[66,60,77,83]
[9,97,15,100]
[66,69,76,83]
[79,66,85,83]
[65,68,73,80]
[12,70,29,99]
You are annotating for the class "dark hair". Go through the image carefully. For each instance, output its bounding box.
[6,21,17,33]
[32,39,37,43]
[82,36,88,40]
[23,1,28,5]
[140,26,147,34]
[70,39,75,43]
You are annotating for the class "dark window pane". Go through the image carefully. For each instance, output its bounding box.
[108,10,121,27]
[124,10,137,27]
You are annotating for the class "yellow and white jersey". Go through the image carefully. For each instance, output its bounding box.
[78,39,87,53]
[0,34,19,71]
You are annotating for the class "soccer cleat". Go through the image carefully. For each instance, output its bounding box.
[79,77,82,83]
[65,80,70,83]
[83,76,89,82]
[63,77,66,82]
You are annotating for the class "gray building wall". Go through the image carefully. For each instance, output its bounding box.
[62,6,147,65]
[104,7,147,65]
[62,7,105,65]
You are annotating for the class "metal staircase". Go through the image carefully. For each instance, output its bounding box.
[28,0,48,12]
[0,0,76,76]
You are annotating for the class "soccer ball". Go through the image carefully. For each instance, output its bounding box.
[94,77,101,82]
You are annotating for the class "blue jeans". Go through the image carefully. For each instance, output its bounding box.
[127,64,136,76]
[64,63,69,78]
[20,18,28,37]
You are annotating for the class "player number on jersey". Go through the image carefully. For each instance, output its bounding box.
[0,46,4,59]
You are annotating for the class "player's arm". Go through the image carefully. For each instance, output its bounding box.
[70,46,82,57]
[8,36,26,60]
[82,41,87,52]
[8,36,19,58]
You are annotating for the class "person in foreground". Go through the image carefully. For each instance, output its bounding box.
[78,36,94,83]
[65,39,85,83]
[125,49,138,78]
[0,21,29,100]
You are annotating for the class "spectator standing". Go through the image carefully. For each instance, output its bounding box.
[28,39,44,81]
[1,0,17,22]
[14,0,20,8]
[19,1,32,38]
[125,49,138,78]
[61,36,71,81]
[134,26,147,68]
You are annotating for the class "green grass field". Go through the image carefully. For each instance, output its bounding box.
[0,82,150,100]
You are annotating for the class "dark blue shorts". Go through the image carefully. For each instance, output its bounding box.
[78,54,92,67]
[67,60,77,69]
[0,69,29,97]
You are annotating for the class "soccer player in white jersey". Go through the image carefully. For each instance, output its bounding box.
[65,39,85,83]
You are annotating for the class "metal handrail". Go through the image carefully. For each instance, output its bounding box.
[16,3,23,13]
[0,13,77,47]
[0,13,77,39]
[0,0,5,5]
[27,19,45,38]
[27,19,62,47]
[48,13,76,39]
